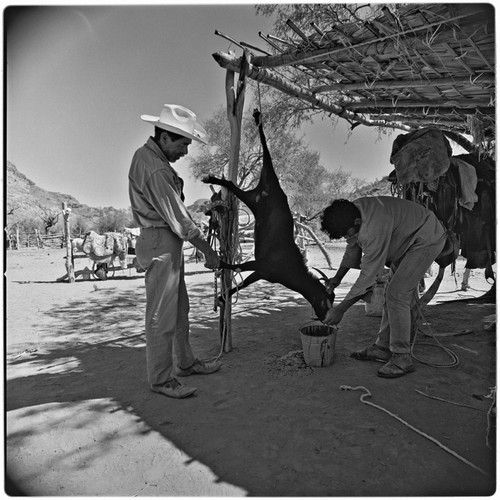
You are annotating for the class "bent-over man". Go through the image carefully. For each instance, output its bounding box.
[321,196,446,378]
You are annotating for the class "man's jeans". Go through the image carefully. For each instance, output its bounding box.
[136,227,196,388]
[375,234,446,354]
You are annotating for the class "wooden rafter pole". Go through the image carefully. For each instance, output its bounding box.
[218,50,249,352]
[212,51,412,132]
[251,10,483,69]
[343,98,492,108]
[311,75,495,94]
[347,106,494,116]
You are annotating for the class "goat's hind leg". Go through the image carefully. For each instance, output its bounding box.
[252,109,279,188]
[220,260,259,272]
[219,271,262,303]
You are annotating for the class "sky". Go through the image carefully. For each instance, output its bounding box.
[7,3,405,210]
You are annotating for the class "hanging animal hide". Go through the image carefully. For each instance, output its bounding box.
[390,153,495,278]
[390,127,452,184]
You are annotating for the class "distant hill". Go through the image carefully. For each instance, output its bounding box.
[7,161,81,214]
[7,161,87,226]
[6,161,134,234]
[6,160,394,232]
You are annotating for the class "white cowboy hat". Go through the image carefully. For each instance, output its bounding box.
[141,104,208,144]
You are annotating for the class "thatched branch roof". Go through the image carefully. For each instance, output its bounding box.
[213,4,495,152]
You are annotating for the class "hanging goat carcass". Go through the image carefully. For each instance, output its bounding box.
[203,109,334,321]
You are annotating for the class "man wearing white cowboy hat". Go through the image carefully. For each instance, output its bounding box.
[129,104,221,399]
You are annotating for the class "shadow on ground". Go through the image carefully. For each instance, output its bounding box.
[6,279,496,496]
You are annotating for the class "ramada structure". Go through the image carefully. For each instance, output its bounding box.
[214,3,494,151]
[209,4,495,350]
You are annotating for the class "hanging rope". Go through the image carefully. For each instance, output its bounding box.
[411,289,460,368]
[207,199,247,314]
[340,385,489,476]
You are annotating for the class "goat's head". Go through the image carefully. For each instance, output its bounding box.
[308,268,335,321]
[311,290,335,322]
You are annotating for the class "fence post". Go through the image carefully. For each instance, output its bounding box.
[35,229,43,248]
[62,203,75,283]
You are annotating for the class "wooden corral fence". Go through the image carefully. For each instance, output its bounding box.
[6,230,66,250]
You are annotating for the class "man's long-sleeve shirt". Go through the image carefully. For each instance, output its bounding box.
[128,137,202,241]
[340,196,445,302]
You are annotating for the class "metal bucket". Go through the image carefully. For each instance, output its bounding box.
[299,324,338,367]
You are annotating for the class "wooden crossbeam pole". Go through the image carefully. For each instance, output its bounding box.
[343,98,492,108]
[311,75,495,93]
[348,106,494,115]
[212,50,412,132]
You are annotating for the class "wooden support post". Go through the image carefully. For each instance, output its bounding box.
[218,50,249,352]
[62,202,75,283]
[461,268,471,291]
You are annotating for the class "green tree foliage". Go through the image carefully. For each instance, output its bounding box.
[253,84,319,131]
[93,207,133,234]
[189,102,324,197]
[71,215,92,236]
[256,3,383,34]
[189,95,366,219]
[12,216,43,235]
[190,105,262,189]
[251,4,386,131]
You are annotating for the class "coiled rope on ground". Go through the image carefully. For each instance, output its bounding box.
[340,385,489,476]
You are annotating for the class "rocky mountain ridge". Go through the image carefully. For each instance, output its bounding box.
[6,160,391,228]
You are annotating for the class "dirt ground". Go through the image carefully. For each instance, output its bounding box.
[5,243,497,496]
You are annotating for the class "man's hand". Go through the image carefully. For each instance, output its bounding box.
[325,277,341,294]
[325,266,350,293]
[204,248,220,270]
[323,305,345,326]
[189,236,220,270]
